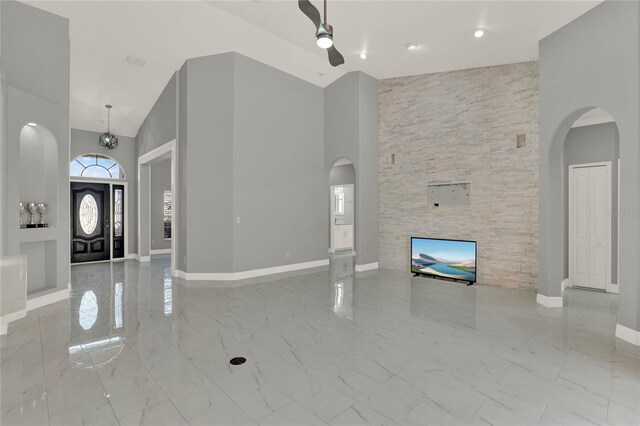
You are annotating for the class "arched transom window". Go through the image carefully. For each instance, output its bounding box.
[70,154,125,180]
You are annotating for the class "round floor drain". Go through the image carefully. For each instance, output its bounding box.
[230,357,246,365]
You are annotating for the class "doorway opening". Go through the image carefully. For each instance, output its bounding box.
[138,140,177,273]
[70,154,127,264]
[564,108,619,294]
[329,159,355,254]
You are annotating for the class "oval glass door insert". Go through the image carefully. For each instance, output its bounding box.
[79,194,99,234]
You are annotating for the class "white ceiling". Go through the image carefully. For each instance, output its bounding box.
[27,0,601,137]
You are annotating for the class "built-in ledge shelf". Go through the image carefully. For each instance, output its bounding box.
[19,227,58,243]
[27,285,60,300]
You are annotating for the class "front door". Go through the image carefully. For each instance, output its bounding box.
[71,182,110,263]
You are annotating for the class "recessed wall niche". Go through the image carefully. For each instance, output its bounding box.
[19,125,58,227]
[20,240,58,295]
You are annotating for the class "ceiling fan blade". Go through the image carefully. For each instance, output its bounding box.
[298,0,322,31]
[327,45,345,67]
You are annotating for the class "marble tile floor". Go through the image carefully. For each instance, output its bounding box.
[2,254,639,426]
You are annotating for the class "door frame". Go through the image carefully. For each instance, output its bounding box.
[70,178,129,263]
[137,140,177,273]
[568,161,612,291]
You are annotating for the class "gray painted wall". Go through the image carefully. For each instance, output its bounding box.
[563,122,620,284]
[136,70,178,263]
[136,73,177,157]
[136,54,378,275]
[330,164,356,186]
[177,63,188,271]
[70,128,137,255]
[325,72,379,267]
[539,0,639,332]
[150,159,171,251]
[232,54,325,272]
[1,1,6,257]
[181,53,234,274]
[1,0,70,294]
[0,1,69,109]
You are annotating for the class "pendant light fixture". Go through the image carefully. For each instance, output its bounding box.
[98,105,118,150]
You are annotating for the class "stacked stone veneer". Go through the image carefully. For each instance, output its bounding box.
[378,61,539,290]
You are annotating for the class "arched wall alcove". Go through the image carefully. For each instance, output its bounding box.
[19,124,58,227]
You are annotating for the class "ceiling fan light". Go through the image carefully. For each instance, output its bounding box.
[473,28,486,38]
[317,33,333,49]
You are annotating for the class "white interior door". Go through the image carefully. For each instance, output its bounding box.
[571,167,591,287]
[569,163,611,290]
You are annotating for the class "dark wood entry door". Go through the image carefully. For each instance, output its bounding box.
[71,182,110,263]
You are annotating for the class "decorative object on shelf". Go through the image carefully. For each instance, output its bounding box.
[36,203,48,226]
[19,202,25,228]
[23,202,49,228]
[26,202,37,226]
[98,105,118,150]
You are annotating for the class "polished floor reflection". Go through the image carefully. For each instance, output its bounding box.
[2,254,639,425]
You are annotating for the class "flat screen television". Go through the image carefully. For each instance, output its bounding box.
[411,237,477,284]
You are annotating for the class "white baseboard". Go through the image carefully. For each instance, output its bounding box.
[26,287,70,311]
[536,293,563,308]
[137,255,150,262]
[607,283,619,294]
[616,323,640,346]
[175,259,330,281]
[0,309,27,335]
[355,262,379,272]
[125,253,138,260]
[561,278,569,293]
[150,249,171,255]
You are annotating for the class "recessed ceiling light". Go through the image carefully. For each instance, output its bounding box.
[473,28,486,38]
[406,43,419,50]
[359,51,367,60]
[27,122,38,127]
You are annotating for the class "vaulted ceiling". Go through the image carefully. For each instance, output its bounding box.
[27,0,601,137]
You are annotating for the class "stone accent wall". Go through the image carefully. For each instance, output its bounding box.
[378,62,539,291]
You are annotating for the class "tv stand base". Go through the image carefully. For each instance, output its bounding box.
[413,272,474,286]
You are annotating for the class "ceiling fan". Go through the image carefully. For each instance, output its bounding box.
[298,0,345,67]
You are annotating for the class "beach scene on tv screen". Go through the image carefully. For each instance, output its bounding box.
[411,239,476,281]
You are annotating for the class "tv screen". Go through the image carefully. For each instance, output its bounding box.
[411,237,477,283]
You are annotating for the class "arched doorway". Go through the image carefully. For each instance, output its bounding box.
[563,109,620,294]
[540,107,621,305]
[328,159,356,254]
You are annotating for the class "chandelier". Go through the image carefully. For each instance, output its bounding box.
[98,105,118,150]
